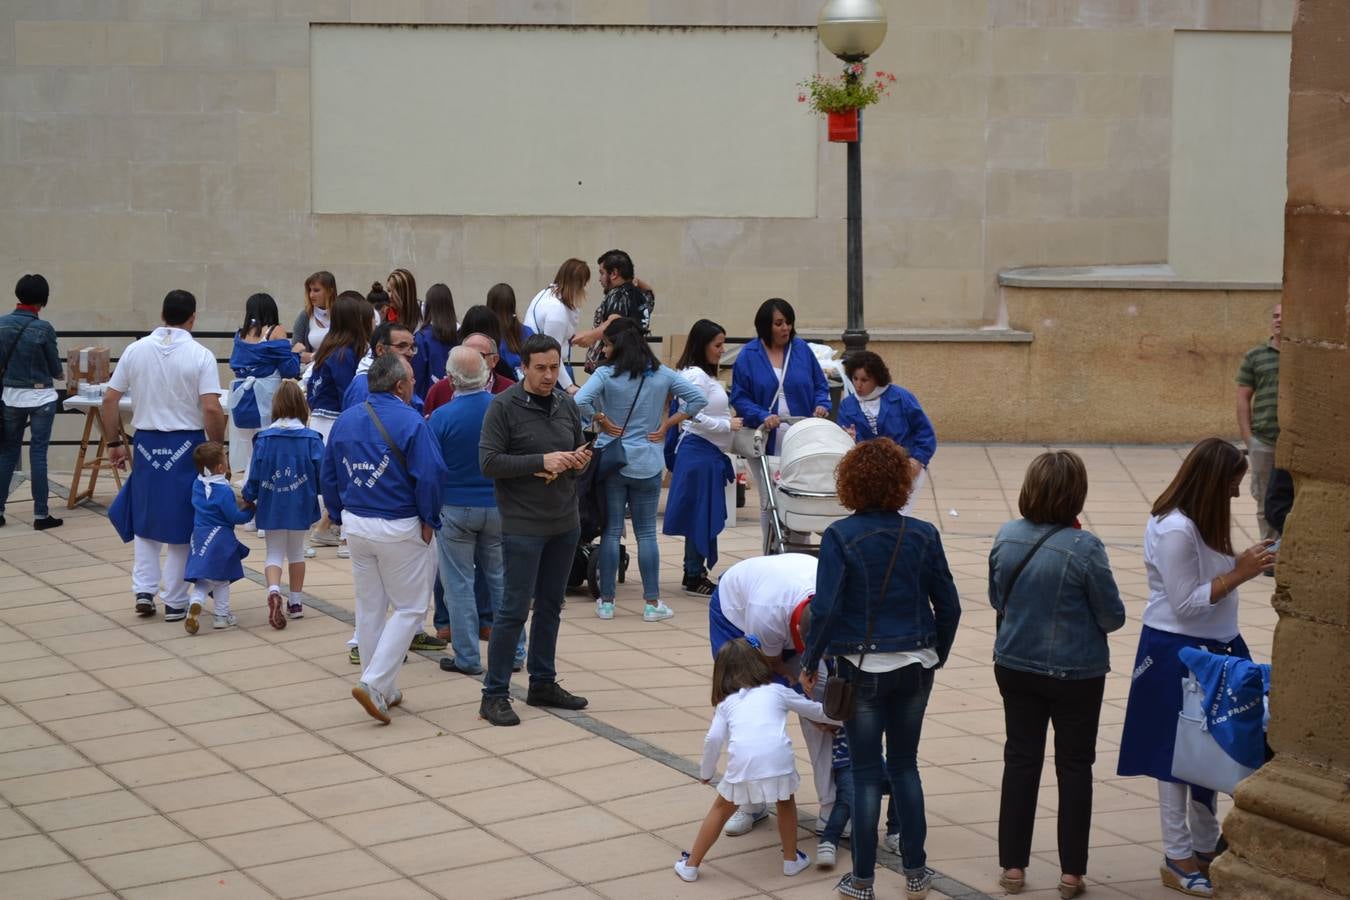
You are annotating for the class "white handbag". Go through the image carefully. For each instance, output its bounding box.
[1170,670,1256,795]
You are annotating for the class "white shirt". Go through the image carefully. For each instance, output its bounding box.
[342,510,421,544]
[1142,509,1240,641]
[700,682,834,783]
[717,553,817,657]
[1,387,56,408]
[108,327,219,432]
[523,287,580,389]
[308,309,330,352]
[677,367,735,451]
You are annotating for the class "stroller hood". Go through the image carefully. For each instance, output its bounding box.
[777,419,854,493]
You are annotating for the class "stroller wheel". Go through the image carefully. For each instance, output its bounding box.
[618,544,629,583]
[586,547,602,599]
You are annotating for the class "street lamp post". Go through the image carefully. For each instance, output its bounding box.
[818,0,887,357]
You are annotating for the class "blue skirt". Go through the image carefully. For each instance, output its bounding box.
[1117,624,1250,787]
[107,430,205,545]
[184,524,249,584]
[662,433,733,568]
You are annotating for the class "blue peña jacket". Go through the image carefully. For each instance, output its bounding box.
[242,425,325,532]
[729,337,831,454]
[988,519,1126,679]
[837,384,937,467]
[343,370,422,414]
[319,392,447,528]
[306,346,357,416]
[803,509,961,671]
[412,327,454,402]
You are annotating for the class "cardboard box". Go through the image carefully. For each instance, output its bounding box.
[67,346,110,387]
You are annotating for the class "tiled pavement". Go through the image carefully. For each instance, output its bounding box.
[0,445,1277,900]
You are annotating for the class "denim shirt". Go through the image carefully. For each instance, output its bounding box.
[574,364,706,480]
[0,311,62,389]
[803,510,962,671]
[988,519,1126,679]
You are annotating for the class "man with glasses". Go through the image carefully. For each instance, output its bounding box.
[422,332,515,416]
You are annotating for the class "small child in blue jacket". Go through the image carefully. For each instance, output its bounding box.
[184,442,254,634]
[244,381,324,630]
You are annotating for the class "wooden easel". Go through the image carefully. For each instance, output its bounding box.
[66,406,121,508]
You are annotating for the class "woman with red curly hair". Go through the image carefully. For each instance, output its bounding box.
[800,439,961,900]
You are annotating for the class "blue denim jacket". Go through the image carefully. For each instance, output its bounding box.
[988,519,1126,679]
[0,310,62,389]
[803,510,962,671]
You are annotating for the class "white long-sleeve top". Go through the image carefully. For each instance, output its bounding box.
[677,366,735,451]
[1141,509,1240,641]
[700,683,836,783]
[522,287,581,389]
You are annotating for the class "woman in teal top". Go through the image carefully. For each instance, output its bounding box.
[575,320,706,623]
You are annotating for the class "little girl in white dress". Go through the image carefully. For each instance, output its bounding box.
[675,635,838,882]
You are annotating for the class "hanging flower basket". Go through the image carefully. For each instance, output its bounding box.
[798,63,896,143]
[827,109,859,143]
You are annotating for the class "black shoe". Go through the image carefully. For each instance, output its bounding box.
[525,681,588,711]
[33,515,63,531]
[439,657,484,676]
[0,513,6,527]
[163,606,188,622]
[682,573,716,597]
[409,631,448,651]
[479,695,520,726]
[134,593,155,616]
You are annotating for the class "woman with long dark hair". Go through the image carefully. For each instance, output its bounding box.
[459,304,517,384]
[487,283,532,374]
[662,319,742,596]
[413,283,458,400]
[1118,438,1274,898]
[305,293,369,552]
[228,292,299,483]
[575,319,706,622]
[802,440,961,900]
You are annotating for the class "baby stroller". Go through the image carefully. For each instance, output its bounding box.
[740,417,854,556]
[570,450,631,598]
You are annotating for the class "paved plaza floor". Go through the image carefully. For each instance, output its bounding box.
[0,445,1276,900]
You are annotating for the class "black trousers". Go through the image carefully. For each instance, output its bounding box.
[995,665,1106,876]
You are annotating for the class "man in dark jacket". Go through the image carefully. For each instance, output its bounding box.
[478,334,592,725]
[585,249,655,371]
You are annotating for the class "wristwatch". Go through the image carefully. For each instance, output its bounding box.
[106,440,123,448]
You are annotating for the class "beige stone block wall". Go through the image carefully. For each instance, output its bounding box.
[0,0,1295,346]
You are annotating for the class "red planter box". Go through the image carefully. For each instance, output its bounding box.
[827,109,859,142]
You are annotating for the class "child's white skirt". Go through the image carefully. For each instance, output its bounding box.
[717,771,799,805]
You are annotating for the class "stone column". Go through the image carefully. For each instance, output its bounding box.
[1213,2,1350,897]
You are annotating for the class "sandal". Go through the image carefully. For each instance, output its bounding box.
[1161,858,1212,897]
[998,870,1025,894]
[1058,876,1085,898]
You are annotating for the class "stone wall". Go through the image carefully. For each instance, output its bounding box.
[1213,1,1350,895]
[0,0,1294,337]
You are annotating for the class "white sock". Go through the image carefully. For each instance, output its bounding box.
[289,592,303,607]
[268,584,281,596]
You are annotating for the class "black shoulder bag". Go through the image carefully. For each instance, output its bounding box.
[994,525,1068,632]
[823,519,908,721]
[592,376,644,481]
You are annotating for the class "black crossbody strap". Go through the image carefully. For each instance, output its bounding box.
[363,401,407,472]
[999,525,1068,616]
[0,318,37,383]
[857,518,908,670]
[616,374,645,431]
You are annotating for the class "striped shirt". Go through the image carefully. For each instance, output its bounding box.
[1236,342,1280,444]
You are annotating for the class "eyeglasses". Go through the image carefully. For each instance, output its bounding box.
[389,341,417,355]
[477,350,499,361]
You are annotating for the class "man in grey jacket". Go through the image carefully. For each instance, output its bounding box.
[478,334,592,726]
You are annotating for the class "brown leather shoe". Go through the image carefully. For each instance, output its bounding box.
[436,626,451,642]
[479,626,491,641]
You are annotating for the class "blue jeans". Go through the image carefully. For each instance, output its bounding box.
[600,473,661,601]
[821,763,854,844]
[437,569,493,628]
[483,527,579,698]
[0,401,57,518]
[842,659,936,880]
[435,505,519,671]
[683,538,714,579]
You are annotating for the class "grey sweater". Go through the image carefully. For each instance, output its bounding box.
[479,383,584,536]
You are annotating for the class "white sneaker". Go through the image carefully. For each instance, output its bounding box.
[817,841,836,868]
[595,600,615,620]
[303,546,317,559]
[783,850,810,876]
[724,806,768,836]
[256,528,266,538]
[882,832,900,854]
[242,520,257,532]
[336,542,350,559]
[643,601,674,622]
[673,852,698,882]
[212,613,238,629]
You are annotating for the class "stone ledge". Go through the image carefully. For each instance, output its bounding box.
[796,328,1034,343]
[999,263,1282,291]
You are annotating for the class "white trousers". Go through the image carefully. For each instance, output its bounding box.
[1157,779,1220,860]
[190,579,231,616]
[132,537,190,609]
[228,422,257,486]
[350,532,435,699]
[264,529,306,570]
[900,467,928,517]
